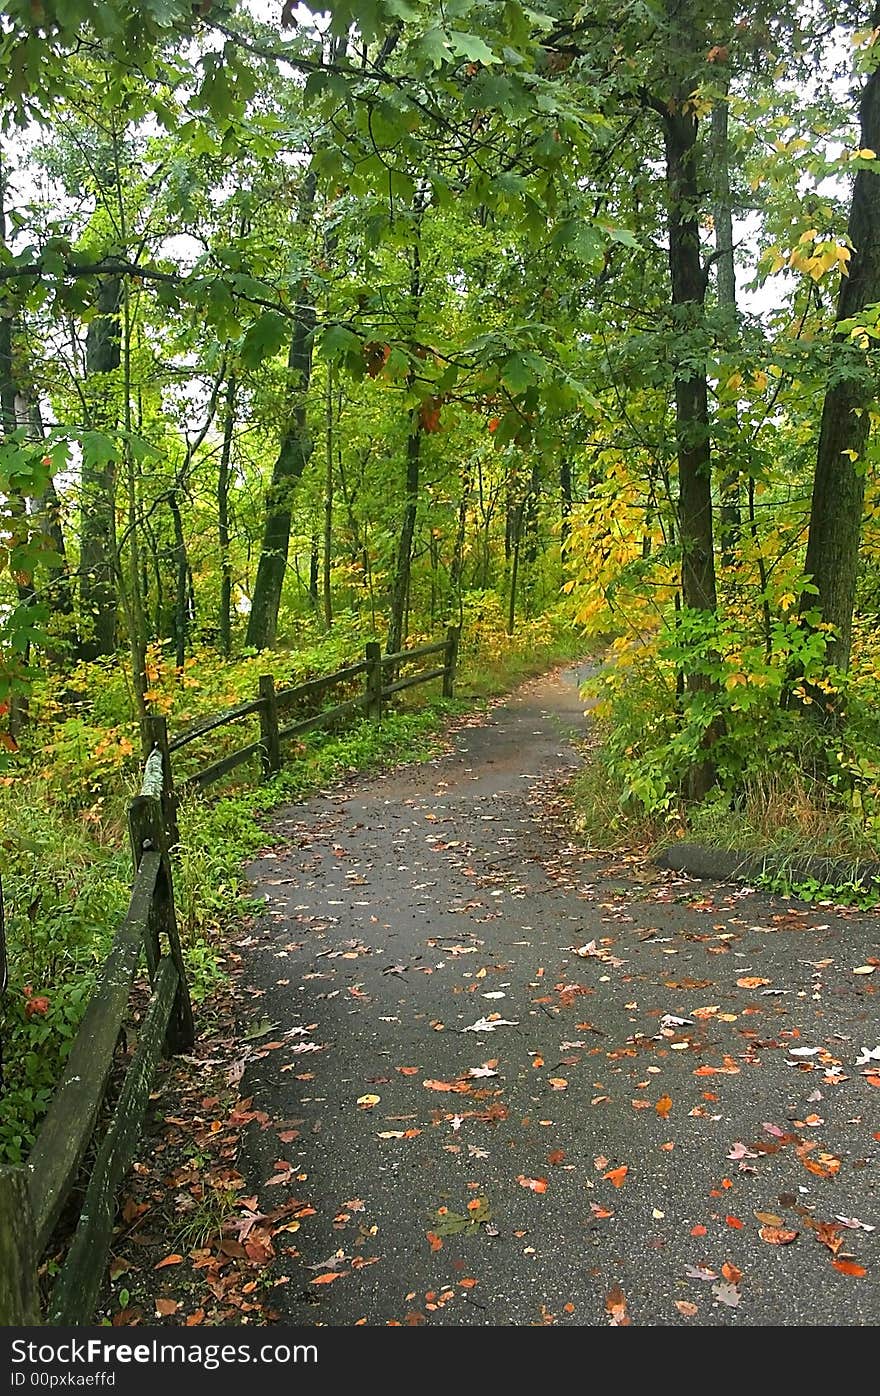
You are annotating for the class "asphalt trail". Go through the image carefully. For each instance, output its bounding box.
[240,665,880,1327]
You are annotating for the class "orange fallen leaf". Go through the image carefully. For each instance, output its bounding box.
[154,1255,184,1269]
[426,1231,443,1252]
[532,1056,544,1068]
[726,1215,744,1229]
[737,976,770,989]
[866,1075,880,1088]
[675,1300,699,1317]
[655,1095,673,1119]
[459,1278,477,1289]
[155,1298,178,1316]
[311,1271,346,1285]
[605,1284,630,1326]
[832,1259,867,1277]
[690,1224,707,1237]
[548,1149,566,1166]
[721,1262,743,1283]
[517,1175,548,1193]
[815,1222,843,1256]
[604,1166,629,1188]
[548,1077,568,1090]
[759,1226,798,1245]
[801,1152,841,1179]
[423,1079,470,1093]
[397,1066,420,1076]
[185,1310,205,1327]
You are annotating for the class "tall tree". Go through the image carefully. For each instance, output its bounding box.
[799,12,880,687]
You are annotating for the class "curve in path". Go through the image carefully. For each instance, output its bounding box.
[241,665,880,1327]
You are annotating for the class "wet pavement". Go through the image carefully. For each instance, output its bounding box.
[239,666,880,1326]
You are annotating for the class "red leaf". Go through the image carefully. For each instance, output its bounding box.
[832,1259,867,1277]
[726,1216,744,1229]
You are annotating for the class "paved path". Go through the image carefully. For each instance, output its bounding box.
[240,666,880,1326]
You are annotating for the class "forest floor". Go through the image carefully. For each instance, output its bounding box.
[232,664,880,1327]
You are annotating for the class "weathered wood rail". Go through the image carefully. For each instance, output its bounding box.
[0,748,194,1325]
[0,628,458,1325]
[161,626,460,806]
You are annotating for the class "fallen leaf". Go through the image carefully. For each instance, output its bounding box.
[721,1262,743,1284]
[832,1259,867,1277]
[426,1232,443,1252]
[712,1280,740,1308]
[725,1215,744,1229]
[759,1226,799,1245]
[737,977,770,989]
[356,1094,380,1110]
[311,1272,346,1285]
[548,1149,566,1166]
[548,1077,568,1090]
[655,1095,673,1119]
[852,966,876,975]
[754,1211,784,1226]
[814,1222,844,1255]
[690,1224,708,1237]
[155,1299,178,1317]
[604,1166,629,1188]
[517,1175,548,1193]
[605,1284,630,1326]
[675,1300,699,1317]
[154,1255,184,1270]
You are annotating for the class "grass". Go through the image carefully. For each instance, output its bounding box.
[568,745,880,881]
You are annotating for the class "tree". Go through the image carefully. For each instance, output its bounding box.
[798,11,880,690]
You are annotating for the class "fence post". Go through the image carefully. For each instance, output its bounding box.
[127,793,195,1054]
[0,1166,41,1323]
[146,713,179,848]
[443,625,460,699]
[258,675,281,779]
[365,642,383,721]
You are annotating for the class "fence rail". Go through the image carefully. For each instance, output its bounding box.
[0,627,458,1325]
[0,749,194,1325]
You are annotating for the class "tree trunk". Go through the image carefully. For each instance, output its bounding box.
[711,85,742,565]
[386,230,424,657]
[660,98,720,799]
[28,401,73,616]
[560,454,573,564]
[799,12,880,686]
[217,372,236,655]
[386,416,420,655]
[168,491,190,669]
[79,275,122,660]
[322,369,335,630]
[246,172,317,651]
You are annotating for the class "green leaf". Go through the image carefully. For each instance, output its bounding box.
[239,311,289,369]
[448,31,499,65]
[318,323,363,363]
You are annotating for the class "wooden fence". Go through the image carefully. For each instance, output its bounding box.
[0,628,458,1325]
[0,750,193,1325]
